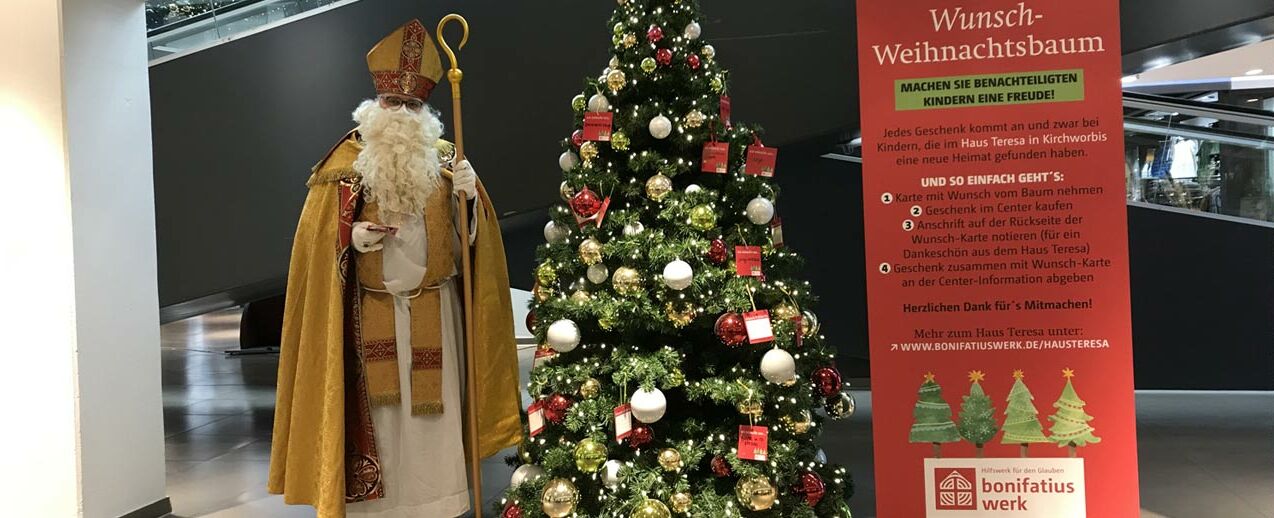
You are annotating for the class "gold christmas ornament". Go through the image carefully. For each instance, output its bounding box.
[533,284,553,302]
[609,55,621,69]
[736,400,763,417]
[802,309,821,338]
[773,303,800,321]
[579,141,599,164]
[735,474,777,511]
[613,22,626,36]
[611,266,642,295]
[574,438,608,472]
[689,205,717,230]
[782,410,813,434]
[536,262,557,285]
[598,313,617,330]
[610,131,630,150]
[559,181,576,202]
[665,302,696,328]
[579,238,603,265]
[684,109,706,128]
[641,57,658,73]
[710,75,724,93]
[669,491,692,513]
[645,173,673,201]
[570,290,591,303]
[612,33,624,47]
[608,69,628,92]
[541,478,580,517]
[571,94,587,112]
[631,499,672,518]
[622,33,638,49]
[657,448,683,471]
[518,442,533,462]
[580,378,601,399]
[701,44,716,60]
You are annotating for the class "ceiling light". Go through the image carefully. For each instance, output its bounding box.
[1245,68,1264,76]
[1248,98,1261,103]
[1120,75,1138,83]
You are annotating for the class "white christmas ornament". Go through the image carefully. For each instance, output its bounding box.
[601,460,624,487]
[543,221,568,244]
[684,21,702,40]
[587,263,610,284]
[546,319,580,352]
[760,348,797,384]
[649,115,673,139]
[662,260,693,290]
[511,464,545,487]
[684,184,702,194]
[814,449,828,464]
[588,93,612,112]
[746,197,775,225]
[559,151,580,172]
[630,387,667,423]
[623,221,645,236]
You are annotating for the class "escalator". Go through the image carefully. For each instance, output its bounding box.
[146,0,346,61]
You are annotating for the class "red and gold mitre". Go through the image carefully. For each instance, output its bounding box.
[367,19,443,101]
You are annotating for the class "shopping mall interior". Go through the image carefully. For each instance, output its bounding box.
[3,0,1272,517]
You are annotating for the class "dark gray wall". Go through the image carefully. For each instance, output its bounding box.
[149,0,856,306]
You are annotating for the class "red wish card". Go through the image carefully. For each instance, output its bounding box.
[614,404,633,442]
[720,95,732,128]
[745,144,778,176]
[735,246,762,277]
[770,217,784,248]
[702,141,729,173]
[738,425,769,461]
[528,401,546,437]
[583,112,613,141]
[744,310,774,344]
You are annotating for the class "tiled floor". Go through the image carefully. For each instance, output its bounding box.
[162,309,1273,517]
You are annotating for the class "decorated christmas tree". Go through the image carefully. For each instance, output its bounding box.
[909,372,961,458]
[501,1,854,516]
[956,370,999,457]
[1000,369,1050,457]
[1047,368,1101,457]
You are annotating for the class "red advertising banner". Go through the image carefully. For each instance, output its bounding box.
[856,1,1138,517]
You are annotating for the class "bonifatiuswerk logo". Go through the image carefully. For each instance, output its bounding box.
[935,468,978,510]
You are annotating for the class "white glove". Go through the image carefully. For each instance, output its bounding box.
[351,221,385,252]
[452,159,477,200]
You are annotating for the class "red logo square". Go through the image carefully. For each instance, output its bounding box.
[935,468,977,510]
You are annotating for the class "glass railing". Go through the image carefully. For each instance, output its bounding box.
[147,0,348,63]
[1123,92,1274,223]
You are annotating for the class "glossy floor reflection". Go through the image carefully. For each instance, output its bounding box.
[162,309,1273,517]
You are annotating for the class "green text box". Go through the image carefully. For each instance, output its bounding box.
[895,69,1085,111]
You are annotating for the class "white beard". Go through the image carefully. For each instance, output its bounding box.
[352,99,444,215]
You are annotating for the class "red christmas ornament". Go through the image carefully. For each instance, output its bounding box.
[525,311,537,333]
[655,48,673,66]
[571,129,585,148]
[811,367,842,398]
[687,53,701,70]
[710,455,732,477]
[570,188,603,218]
[544,393,573,424]
[793,471,826,507]
[627,425,653,448]
[714,312,748,347]
[706,238,728,264]
[502,504,524,518]
[647,24,664,43]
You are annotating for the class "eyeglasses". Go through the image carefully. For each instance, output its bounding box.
[379,95,424,112]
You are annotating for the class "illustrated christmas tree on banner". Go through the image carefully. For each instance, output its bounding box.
[503,1,854,516]
[908,372,961,458]
[1048,368,1101,457]
[956,370,999,458]
[1000,369,1050,457]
